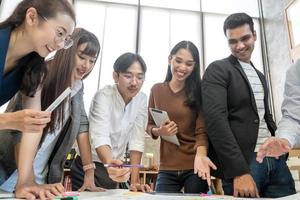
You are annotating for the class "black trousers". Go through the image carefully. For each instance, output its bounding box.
[70,156,118,190]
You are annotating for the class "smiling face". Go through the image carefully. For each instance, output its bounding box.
[72,43,97,82]
[226,24,256,63]
[113,61,145,103]
[27,8,75,58]
[169,48,195,83]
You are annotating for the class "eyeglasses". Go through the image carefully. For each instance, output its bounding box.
[37,12,73,49]
[119,73,145,84]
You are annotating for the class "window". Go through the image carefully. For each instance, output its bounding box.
[202,0,259,17]
[72,0,264,112]
[139,7,201,95]
[140,0,200,11]
[75,0,137,112]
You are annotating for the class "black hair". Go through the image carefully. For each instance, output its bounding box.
[41,28,100,141]
[223,12,254,35]
[165,41,202,111]
[113,52,147,74]
[0,0,76,97]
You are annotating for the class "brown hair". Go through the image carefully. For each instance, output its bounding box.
[41,28,100,139]
[0,0,76,97]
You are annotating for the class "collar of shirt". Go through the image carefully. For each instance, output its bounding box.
[71,80,83,97]
[91,84,146,162]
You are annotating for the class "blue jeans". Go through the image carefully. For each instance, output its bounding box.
[222,153,296,198]
[155,169,208,193]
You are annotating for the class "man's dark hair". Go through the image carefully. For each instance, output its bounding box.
[113,52,147,74]
[223,12,254,35]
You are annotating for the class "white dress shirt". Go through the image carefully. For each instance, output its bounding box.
[89,84,147,162]
[277,59,300,148]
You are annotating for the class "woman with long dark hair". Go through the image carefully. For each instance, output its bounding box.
[0,27,103,199]
[147,41,216,193]
[0,0,75,133]
[0,0,76,199]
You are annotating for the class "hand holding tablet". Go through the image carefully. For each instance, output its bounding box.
[149,108,180,146]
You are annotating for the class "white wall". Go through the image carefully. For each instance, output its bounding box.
[0,0,21,21]
[261,0,292,122]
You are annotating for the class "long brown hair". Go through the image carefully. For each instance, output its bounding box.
[0,0,76,97]
[41,28,100,139]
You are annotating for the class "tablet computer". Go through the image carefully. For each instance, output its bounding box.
[45,87,72,112]
[149,108,180,146]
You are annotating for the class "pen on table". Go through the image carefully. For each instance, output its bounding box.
[103,164,144,168]
[54,197,78,200]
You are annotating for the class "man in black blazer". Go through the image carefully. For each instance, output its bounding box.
[202,13,295,198]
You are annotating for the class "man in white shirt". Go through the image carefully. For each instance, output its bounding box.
[71,52,150,192]
[256,59,300,161]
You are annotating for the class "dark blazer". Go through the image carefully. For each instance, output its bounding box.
[201,55,276,179]
[0,26,27,106]
[0,83,88,184]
